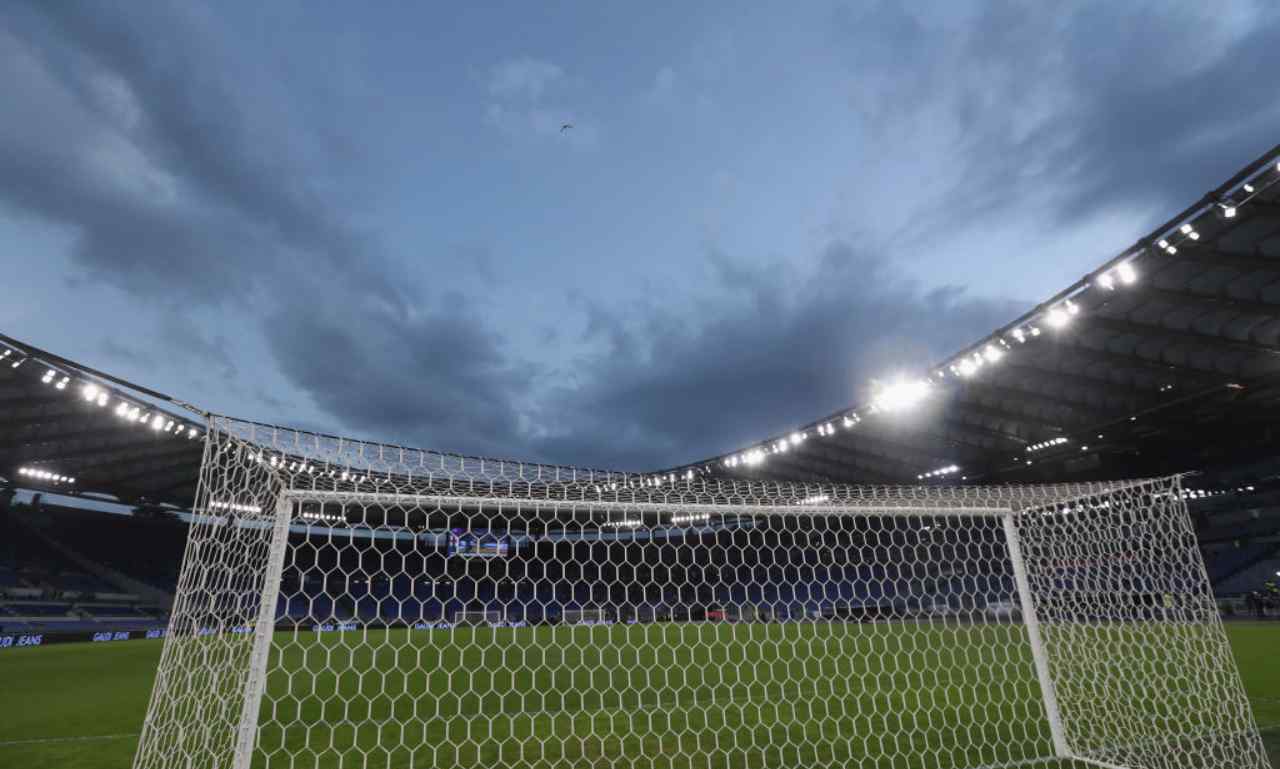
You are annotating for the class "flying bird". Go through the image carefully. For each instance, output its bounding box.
[560,123,573,133]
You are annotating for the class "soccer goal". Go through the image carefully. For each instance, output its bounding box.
[132,417,1268,769]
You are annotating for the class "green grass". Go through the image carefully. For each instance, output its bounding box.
[1,622,1276,768]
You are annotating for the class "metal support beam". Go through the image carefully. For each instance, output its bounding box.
[945,394,1075,433]
[1052,337,1231,380]
[0,421,187,451]
[1171,248,1280,275]
[818,435,940,476]
[1138,285,1280,323]
[935,416,1029,448]
[957,381,1117,425]
[1082,315,1280,358]
[1002,357,1167,397]
[5,437,200,470]
[77,456,201,489]
[782,444,902,483]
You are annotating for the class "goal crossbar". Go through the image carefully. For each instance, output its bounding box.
[284,489,1015,517]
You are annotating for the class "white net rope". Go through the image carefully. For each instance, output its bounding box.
[133,417,1267,769]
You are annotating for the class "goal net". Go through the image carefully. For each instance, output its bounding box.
[132,417,1268,769]
[561,608,614,626]
[454,609,506,627]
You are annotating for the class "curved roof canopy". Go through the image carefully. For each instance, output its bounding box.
[669,145,1280,487]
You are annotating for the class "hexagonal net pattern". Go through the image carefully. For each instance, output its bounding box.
[132,417,1267,769]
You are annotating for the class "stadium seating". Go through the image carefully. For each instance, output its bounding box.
[26,506,186,594]
[1214,554,1280,596]
[1203,543,1279,586]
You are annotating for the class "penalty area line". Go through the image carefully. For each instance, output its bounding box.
[0,733,138,747]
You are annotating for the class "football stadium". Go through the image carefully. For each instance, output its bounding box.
[3,141,1280,769]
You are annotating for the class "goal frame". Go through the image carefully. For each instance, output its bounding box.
[229,487,1102,769]
[132,417,1269,769]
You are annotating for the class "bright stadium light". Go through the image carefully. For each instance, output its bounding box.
[1116,262,1137,285]
[1097,272,1115,290]
[983,344,1003,363]
[1046,307,1070,329]
[872,378,930,413]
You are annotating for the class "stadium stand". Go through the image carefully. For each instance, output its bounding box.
[1,500,174,633]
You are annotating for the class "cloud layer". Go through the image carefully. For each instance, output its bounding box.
[2,2,1277,471]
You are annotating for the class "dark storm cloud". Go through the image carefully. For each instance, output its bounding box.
[261,293,535,459]
[3,2,1276,470]
[527,243,1024,469]
[0,3,520,453]
[1,3,402,307]
[835,2,1280,232]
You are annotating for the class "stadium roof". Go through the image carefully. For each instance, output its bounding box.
[670,144,1280,488]
[0,333,205,507]
[3,145,1280,508]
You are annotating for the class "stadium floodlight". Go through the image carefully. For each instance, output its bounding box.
[1096,272,1115,290]
[132,417,1270,769]
[871,378,930,412]
[1116,262,1137,285]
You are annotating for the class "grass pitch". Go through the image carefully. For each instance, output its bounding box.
[1,622,1276,769]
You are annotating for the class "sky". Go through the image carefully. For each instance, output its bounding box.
[1,1,1277,471]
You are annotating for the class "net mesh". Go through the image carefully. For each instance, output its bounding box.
[132,416,1268,769]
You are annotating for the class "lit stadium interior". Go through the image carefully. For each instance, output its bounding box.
[3,150,1280,768]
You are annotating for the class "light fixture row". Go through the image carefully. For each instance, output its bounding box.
[696,155,1280,478]
[17,466,75,484]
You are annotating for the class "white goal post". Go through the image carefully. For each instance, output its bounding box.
[132,417,1269,769]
